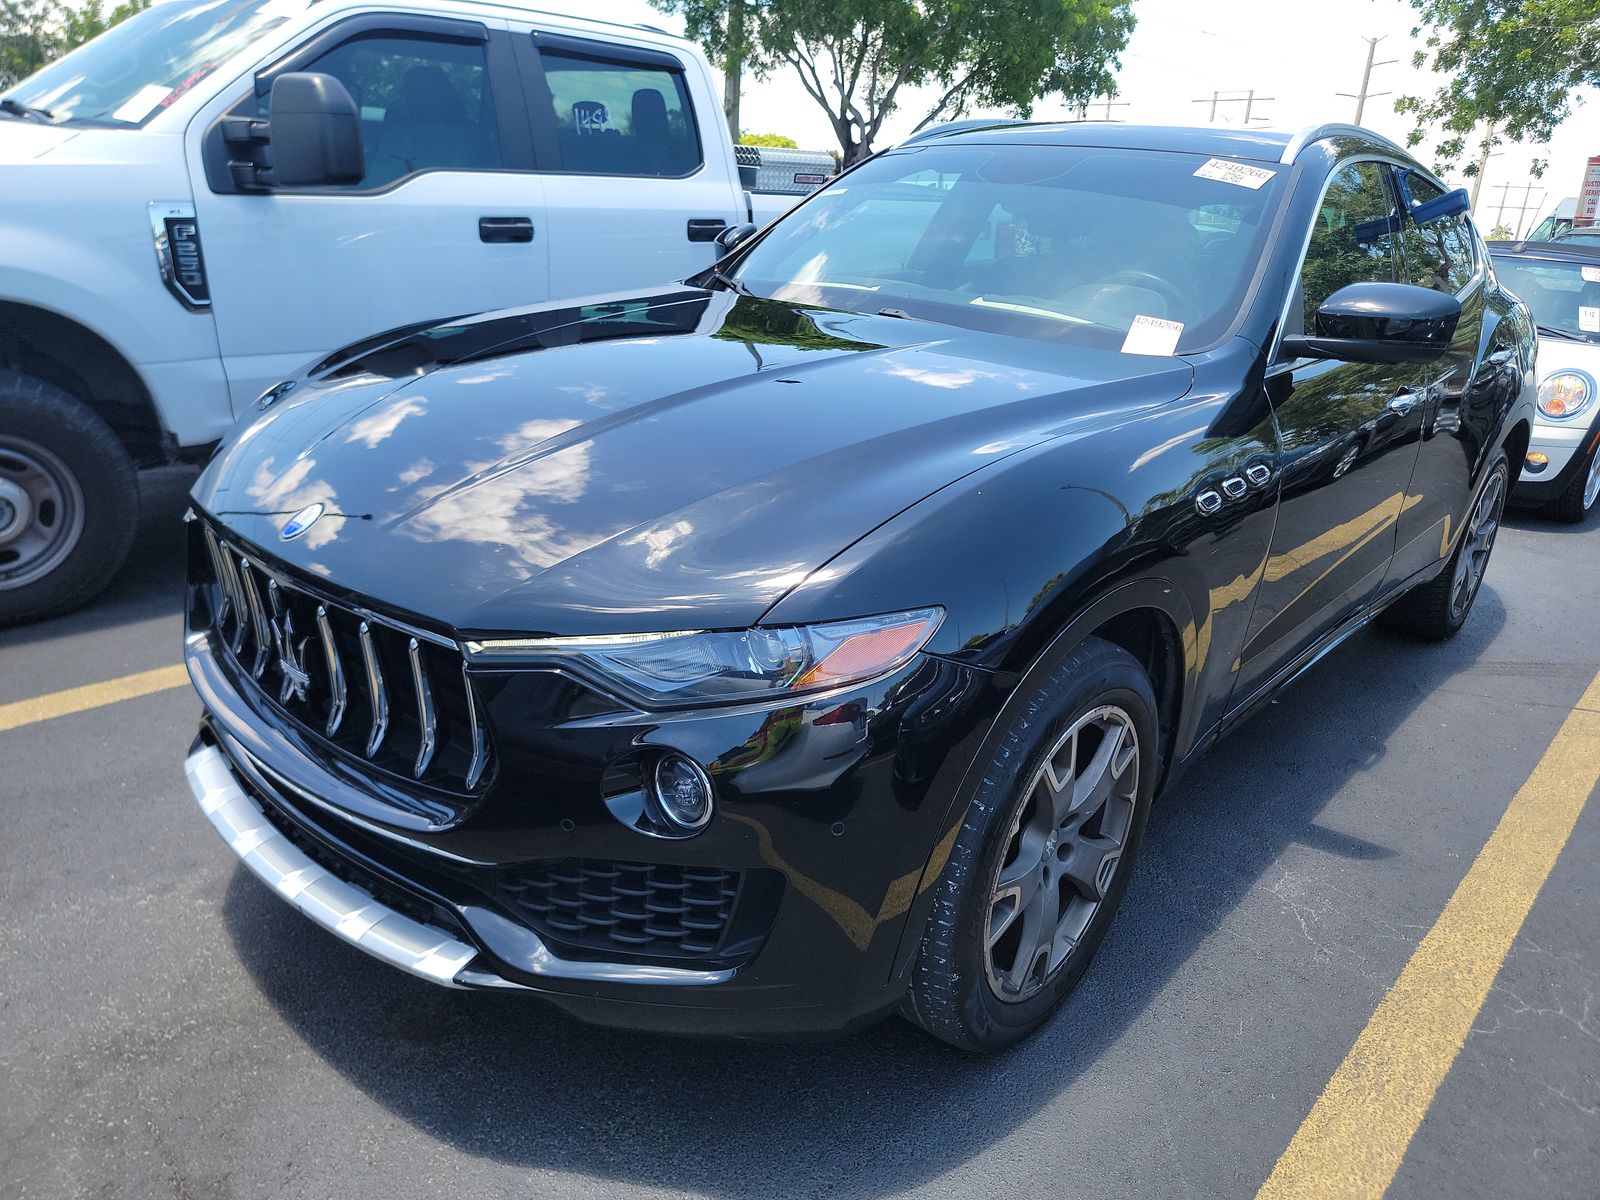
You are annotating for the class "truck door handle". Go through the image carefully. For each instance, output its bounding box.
[687,218,727,242]
[1388,388,1422,415]
[479,217,533,243]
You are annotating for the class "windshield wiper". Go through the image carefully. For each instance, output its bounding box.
[1536,324,1588,342]
[704,267,754,297]
[0,97,55,123]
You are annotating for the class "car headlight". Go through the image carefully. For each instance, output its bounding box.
[1537,371,1595,420]
[464,607,944,707]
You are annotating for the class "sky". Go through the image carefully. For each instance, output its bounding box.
[542,0,1598,236]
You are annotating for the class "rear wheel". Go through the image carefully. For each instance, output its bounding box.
[1548,436,1600,524]
[1381,451,1508,641]
[901,637,1157,1052]
[0,371,138,625]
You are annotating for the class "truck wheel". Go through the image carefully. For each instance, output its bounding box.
[0,370,138,625]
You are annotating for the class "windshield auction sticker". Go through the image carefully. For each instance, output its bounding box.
[1581,306,1600,334]
[1122,315,1184,356]
[1193,158,1277,189]
[1583,266,1600,284]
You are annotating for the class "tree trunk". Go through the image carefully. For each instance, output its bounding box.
[723,0,742,143]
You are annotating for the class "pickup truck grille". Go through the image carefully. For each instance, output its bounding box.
[199,523,490,795]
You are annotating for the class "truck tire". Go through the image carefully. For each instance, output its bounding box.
[0,370,139,625]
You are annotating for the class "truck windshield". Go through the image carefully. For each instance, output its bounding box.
[1491,255,1600,344]
[1,0,303,126]
[731,142,1289,353]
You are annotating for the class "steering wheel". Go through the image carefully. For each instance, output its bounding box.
[1099,269,1191,315]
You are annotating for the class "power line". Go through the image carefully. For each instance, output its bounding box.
[1334,35,1398,126]
[1072,95,1131,122]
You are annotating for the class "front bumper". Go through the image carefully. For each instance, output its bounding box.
[1514,416,1600,502]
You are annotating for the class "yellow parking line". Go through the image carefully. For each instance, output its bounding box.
[0,664,189,733]
[1256,668,1600,1200]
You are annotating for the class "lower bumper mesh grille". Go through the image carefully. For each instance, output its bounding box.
[501,860,745,958]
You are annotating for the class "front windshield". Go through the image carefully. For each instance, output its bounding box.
[1,0,303,126]
[1492,255,1600,343]
[732,142,1289,353]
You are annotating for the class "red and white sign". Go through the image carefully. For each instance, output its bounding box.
[1578,155,1600,227]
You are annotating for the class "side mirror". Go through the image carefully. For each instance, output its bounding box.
[1281,282,1461,365]
[715,222,759,254]
[268,72,363,187]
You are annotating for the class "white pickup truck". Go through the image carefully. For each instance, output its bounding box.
[0,0,828,622]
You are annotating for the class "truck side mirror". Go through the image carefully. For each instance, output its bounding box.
[268,72,364,187]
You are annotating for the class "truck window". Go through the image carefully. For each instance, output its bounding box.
[287,35,503,188]
[538,49,701,177]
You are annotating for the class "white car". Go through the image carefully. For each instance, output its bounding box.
[0,0,824,622]
[1488,241,1600,520]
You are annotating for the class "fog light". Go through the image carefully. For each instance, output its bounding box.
[653,753,714,831]
[1526,452,1550,474]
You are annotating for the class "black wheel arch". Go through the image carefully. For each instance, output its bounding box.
[0,302,170,468]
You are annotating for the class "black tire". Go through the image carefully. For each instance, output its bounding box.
[1547,437,1599,524]
[0,370,139,625]
[900,636,1158,1052]
[1381,451,1509,642]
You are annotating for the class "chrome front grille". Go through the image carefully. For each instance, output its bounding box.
[199,523,490,794]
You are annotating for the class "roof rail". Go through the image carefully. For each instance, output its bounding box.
[899,118,1029,147]
[1278,123,1410,165]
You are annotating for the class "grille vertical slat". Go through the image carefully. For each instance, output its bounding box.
[408,637,436,778]
[316,604,346,737]
[197,524,489,795]
[359,620,389,758]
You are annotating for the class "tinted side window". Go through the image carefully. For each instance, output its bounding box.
[539,49,700,177]
[1400,177,1476,293]
[1298,162,1399,329]
[291,35,503,189]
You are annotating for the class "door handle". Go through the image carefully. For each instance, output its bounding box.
[687,218,728,242]
[479,216,534,243]
[1388,388,1422,415]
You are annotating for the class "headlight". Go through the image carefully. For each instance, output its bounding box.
[1537,371,1595,420]
[465,607,944,707]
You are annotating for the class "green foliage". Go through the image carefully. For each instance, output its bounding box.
[740,130,798,148]
[658,0,1134,164]
[0,0,146,87]
[1397,0,1600,174]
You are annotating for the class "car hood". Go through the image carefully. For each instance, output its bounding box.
[0,119,81,163]
[195,291,1193,635]
[1534,336,1600,380]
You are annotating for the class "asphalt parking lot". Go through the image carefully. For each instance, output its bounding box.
[2,465,1597,1200]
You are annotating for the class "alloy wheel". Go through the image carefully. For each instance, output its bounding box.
[985,705,1139,1001]
[0,437,85,591]
[1450,467,1505,620]
[1584,444,1600,512]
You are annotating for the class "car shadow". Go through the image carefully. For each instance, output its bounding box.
[220,588,1507,1198]
[1503,506,1597,536]
[1,466,198,647]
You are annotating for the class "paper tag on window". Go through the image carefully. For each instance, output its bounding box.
[1580,307,1600,334]
[111,83,173,124]
[1583,266,1600,284]
[1121,315,1184,356]
[1193,158,1277,190]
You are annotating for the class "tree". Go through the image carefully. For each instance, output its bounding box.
[757,0,1135,164]
[650,0,759,140]
[1397,0,1600,174]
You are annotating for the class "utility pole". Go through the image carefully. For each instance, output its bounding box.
[1468,126,1500,214]
[1191,90,1276,125]
[1493,181,1516,231]
[1335,35,1397,125]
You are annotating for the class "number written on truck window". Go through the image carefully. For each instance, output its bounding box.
[539,49,701,177]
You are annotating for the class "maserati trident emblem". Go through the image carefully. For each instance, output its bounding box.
[271,607,313,704]
[280,502,325,540]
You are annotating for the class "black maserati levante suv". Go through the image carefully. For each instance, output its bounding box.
[183,123,1535,1051]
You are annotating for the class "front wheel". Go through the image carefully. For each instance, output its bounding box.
[0,371,139,625]
[1548,435,1600,524]
[1381,451,1508,641]
[901,637,1157,1052]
